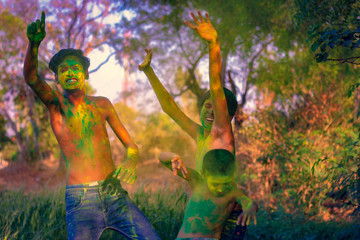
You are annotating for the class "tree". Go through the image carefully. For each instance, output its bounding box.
[106,0,300,128]
[294,0,360,64]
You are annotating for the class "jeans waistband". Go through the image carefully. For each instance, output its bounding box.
[66,180,104,189]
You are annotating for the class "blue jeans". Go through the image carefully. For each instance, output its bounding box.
[65,180,160,240]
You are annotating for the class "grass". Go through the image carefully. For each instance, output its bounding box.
[0,186,359,240]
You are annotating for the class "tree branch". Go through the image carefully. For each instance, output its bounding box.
[327,56,360,65]
[88,51,117,73]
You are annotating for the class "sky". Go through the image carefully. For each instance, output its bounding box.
[74,8,136,102]
[87,47,125,102]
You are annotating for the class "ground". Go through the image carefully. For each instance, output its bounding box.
[0,157,191,195]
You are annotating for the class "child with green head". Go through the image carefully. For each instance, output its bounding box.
[139,10,256,239]
[24,11,160,240]
[160,149,258,239]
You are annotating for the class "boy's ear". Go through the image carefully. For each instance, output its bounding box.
[55,74,59,83]
[200,169,205,178]
[85,70,89,79]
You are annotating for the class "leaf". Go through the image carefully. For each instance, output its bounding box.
[351,39,360,49]
[311,41,321,52]
[320,43,327,52]
[315,52,328,62]
[328,41,335,48]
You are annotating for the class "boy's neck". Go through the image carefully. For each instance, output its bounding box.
[64,89,87,105]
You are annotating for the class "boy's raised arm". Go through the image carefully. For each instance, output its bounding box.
[23,11,58,108]
[185,12,232,138]
[139,49,200,141]
[104,98,139,184]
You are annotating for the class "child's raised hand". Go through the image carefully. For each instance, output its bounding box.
[184,11,218,45]
[27,11,46,46]
[237,201,258,226]
[171,155,188,178]
[138,48,152,71]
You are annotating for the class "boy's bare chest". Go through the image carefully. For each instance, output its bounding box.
[182,190,235,235]
[50,102,106,139]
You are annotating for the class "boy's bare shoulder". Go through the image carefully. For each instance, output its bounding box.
[87,96,112,107]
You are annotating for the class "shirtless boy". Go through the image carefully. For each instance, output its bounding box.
[159,150,258,240]
[138,11,245,239]
[24,12,160,240]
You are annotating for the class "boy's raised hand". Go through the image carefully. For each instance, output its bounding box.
[138,48,152,71]
[184,11,218,45]
[171,155,188,178]
[27,11,46,46]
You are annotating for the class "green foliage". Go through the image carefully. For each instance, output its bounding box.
[110,101,196,163]
[294,0,360,63]
[246,207,360,240]
[1,187,359,240]
[0,187,66,240]
[245,95,359,216]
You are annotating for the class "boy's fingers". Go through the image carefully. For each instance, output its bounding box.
[172,166,178,176]
[197,11,205,23]
[41,11,45,23]
[181,167,186,178]
[184,21,196,30]
[36,20,41,32]
[113,168,120,177]
[190,12,200,25]
[241,214,247,226]
[247,217,250,226]
[116,168,125,180]
[183,165,188,174]
[128,174,136,184]
[28,23,35,34]
[121,170,129,181]
[205,13,211,23]
[254,216,257,225]
[124,171,133,183]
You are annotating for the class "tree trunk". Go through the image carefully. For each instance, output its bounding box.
[353,86,360,120]
[25,87,43,161]
[0,104,28,162]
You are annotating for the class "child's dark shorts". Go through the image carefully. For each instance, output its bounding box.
[220,203,247,240]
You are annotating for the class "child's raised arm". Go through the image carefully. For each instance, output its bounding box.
[139,49,200,141]
[185,12,233,143]
[235,189,259,226]
[24,11,60,109]
[159,152,200,186]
